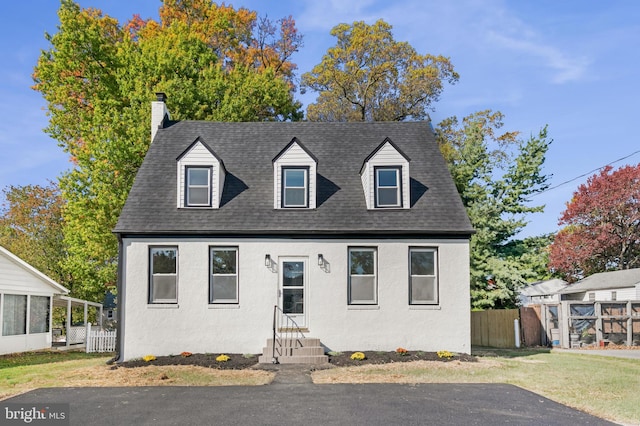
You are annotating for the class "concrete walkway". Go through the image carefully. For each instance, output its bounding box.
[254,363,317,384]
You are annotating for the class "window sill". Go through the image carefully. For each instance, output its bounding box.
[347,305,380,310]
[409,305,441,310]
[208,304,240,309]
[178,206,215,209]
[147,304,179,309]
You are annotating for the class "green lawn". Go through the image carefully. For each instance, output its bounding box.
[0,350,107,369]
[472,349,640,424]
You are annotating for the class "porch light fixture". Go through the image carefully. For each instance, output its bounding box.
[318,254,324,266]
[265,254,271,267]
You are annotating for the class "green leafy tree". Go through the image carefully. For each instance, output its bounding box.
[33,0,303,301]
[435,111,551,309]
[0,183,68,285]
[301,19,458,121]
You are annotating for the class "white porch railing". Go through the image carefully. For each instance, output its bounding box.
[85,323,116,353]
[67,326,86,345]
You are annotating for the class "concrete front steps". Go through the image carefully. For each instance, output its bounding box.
[258,337,328,365]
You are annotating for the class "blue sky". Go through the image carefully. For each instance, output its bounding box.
[1,1,639,238]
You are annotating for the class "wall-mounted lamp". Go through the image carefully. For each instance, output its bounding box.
[265,254,271,267]
[318,254,324,266]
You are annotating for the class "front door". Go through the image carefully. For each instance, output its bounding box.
[279,258,307,328]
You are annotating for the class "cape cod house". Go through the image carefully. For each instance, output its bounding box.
[113,94,474,363]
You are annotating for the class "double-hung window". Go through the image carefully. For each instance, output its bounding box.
[375,167,401,208]
[149,247,178,304]
[409,248,438,304]
[282,167,308,208]
[210,247,238,304]
[186,166,211,207]
[348,248,377,304]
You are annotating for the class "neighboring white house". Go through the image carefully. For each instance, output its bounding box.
[558,268,640,301]
[0,246,69,355]
[113,94,474,363]
[519,279,568,306]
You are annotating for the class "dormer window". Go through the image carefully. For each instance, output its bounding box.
[282,167,309,208]
[186,166,211,207]
[375,167,402,208]
[176,137,226,209]
[273,138,318,209]
[360,138,411,210]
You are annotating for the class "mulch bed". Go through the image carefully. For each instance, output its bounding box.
[326,350,477,367]
[121,353,260,370]
[120,350,476,370]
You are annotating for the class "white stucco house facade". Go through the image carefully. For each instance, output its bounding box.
[113,94,474,362]
[0,246,69,355]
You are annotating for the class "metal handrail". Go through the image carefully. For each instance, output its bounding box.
[271,305,306,363]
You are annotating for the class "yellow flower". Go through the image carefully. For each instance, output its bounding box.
[216,354,230,362]
[142,355,156,362]
[350,351,366,360]
[437,350,454,359]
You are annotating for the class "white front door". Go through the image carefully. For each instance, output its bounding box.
[279,258,307,328]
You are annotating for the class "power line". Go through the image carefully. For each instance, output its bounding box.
[532,149,640,196]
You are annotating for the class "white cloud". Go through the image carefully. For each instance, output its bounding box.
[486,30,590,84]
[295,0,591,85]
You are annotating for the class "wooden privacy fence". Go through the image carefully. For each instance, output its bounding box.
[471,309,519,348]
[85,323,116,353]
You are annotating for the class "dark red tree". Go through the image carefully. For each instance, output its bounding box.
[549,164,640,281]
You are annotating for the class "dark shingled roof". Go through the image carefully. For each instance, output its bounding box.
[114,121,474,237]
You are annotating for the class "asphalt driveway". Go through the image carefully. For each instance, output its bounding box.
[3,383,615,425]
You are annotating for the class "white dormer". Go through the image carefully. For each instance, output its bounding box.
[360,138,411,209]
[272,138,318,209]
[176,137,226,209]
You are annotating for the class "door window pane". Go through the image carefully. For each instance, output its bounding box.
[283,261,304,287]
[283,289,304,314]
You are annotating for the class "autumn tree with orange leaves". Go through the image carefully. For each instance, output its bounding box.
[32,0,303,301]
[0,184,68,286]
[549,164,640,282]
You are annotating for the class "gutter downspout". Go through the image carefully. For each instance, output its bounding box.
[110,234,125,364]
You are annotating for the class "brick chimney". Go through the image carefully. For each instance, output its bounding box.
[151,92,170,142]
